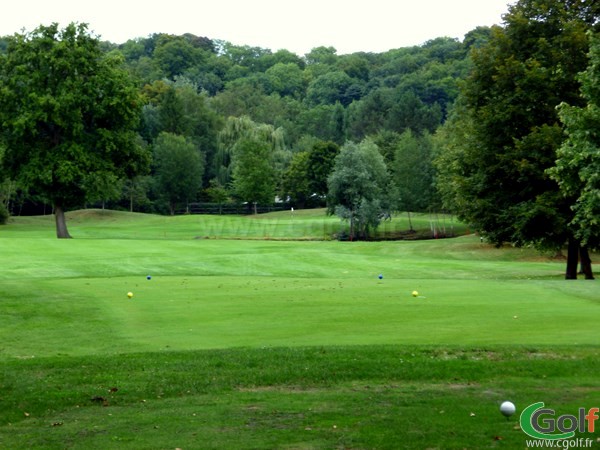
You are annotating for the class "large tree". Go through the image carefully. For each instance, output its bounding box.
[435,0,599,278]
[214,116,286,187]
[281,151,312,207]
[264,62,306,98]
[231,137,276,214]
[142,79,221,184]
[549,32,600,279]
[307,141,340,198]
[153,132,204,215]
[0,23,150,237]
[152,35,208,79]
[391,130,436,230]
[327,139,395,240]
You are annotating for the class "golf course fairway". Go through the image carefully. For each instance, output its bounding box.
[0,210,597,449]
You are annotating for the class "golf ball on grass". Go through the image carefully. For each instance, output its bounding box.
[500,401,516,418]
[127,292,133,299]
[412,290,419,297]
[147,275,152,280]
[378,274,383,280]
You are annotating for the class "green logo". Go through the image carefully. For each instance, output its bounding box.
[520,402,599,440]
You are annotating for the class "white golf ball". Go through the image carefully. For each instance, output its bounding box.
[500,401,516,417]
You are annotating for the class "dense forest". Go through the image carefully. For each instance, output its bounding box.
[0,24,491,216]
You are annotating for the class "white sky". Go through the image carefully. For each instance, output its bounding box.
[1,0,515,55]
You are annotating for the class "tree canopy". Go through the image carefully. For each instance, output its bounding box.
[0,23,150,237]
[1,22,475,221]
[390,130,436,228]
[153,132,204,215]
[327,140,395,240]
[434,0,599,278]
[549,32,600,278]
[231,137,276,214]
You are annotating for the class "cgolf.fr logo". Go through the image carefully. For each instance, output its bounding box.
[520,402,599,440]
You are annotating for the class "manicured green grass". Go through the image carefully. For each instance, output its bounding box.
[1,274,598,358]
[0,209,598,449]
[1,208,468,240]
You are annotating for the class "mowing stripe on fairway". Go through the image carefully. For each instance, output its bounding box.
[1,275,597,358]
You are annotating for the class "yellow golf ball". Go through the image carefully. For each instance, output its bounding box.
[127,292,133,299]
[412,290,419,297]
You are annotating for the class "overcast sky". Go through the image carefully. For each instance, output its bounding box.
[1,0,515,55]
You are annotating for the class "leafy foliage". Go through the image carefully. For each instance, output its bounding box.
[0,23,150,235]
[1,18,484,221]
[434,0,597,251]
[390,130,436,215]
[306,141,340,197]
[281,151,312,207]
[231,137,276,212]
[153,132,204,215]
[214,116,286,188]
[550,32,600,250]
[327,140,395,239]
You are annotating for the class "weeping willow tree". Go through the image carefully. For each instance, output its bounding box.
[213,116,288,187]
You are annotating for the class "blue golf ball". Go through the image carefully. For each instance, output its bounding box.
[378,274,383,279]
[147,275,152,280]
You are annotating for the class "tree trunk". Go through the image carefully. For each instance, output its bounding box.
[565,237,579,279]
[407,211,414,231]
[54,203,72,239]
[579,246,595,280]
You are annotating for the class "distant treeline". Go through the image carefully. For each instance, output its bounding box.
[0,26,490,216]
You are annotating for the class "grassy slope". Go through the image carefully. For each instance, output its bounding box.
[0,210,598,449]
[1,208,469,240]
